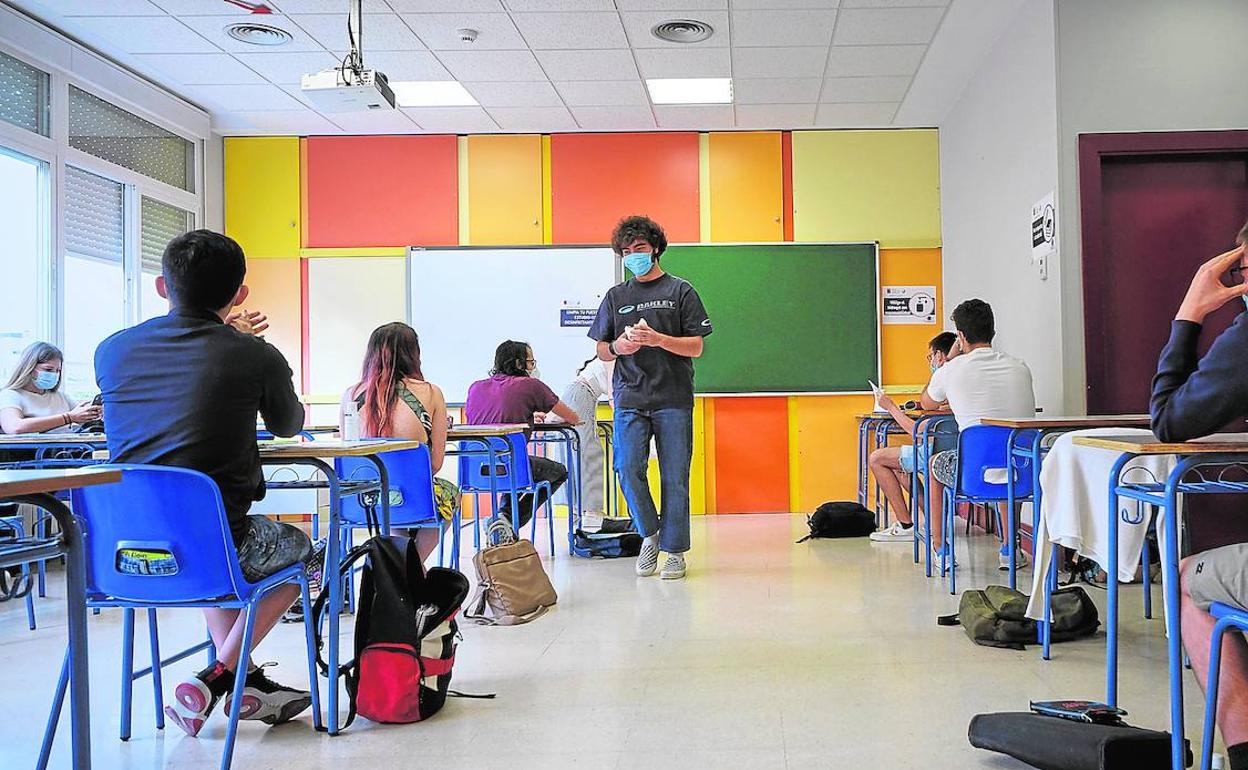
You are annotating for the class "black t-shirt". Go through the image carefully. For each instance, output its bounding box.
[587,272,713,410]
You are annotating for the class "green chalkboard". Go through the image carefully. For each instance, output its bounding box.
[660,242,879,394]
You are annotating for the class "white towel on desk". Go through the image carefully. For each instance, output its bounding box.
[1024,428,1175,620]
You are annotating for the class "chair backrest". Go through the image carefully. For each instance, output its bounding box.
[918,414,959,453]
[456,432,533,492]
[335,444,439,527]
[955,425,1035,500]
[69,464,249,603]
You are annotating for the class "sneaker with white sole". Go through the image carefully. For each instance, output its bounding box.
[636,538,659,577]
[998,544,1031,571]
[223,664,311,726]
[868,522,915,543]
[660,553,686,580]
[164,674,223,737]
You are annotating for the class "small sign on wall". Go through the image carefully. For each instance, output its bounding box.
[1031,190,1056,281]
[882,286,937,325]
[559,307,596,328]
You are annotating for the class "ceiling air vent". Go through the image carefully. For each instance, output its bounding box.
[224,22,292,46]
[651,19,714,44]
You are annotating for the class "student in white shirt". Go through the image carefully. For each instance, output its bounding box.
[920,299,1036,567]
[0,341,100,435]
[541,355,620,532]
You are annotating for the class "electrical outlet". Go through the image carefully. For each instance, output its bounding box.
[1037,253,1048,281]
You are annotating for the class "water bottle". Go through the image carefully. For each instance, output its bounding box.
[343,399,361,442]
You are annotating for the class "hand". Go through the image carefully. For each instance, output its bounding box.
[877,394,898,413]
[67,401,102,425]
[613,336,641,356]
[226,309,270,336]
[629,322,665,347]
[532,411,547,424]
[1176,245,1247,323]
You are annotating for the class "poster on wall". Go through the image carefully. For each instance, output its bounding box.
[882,286,937,325]
[1032,190,1057,260]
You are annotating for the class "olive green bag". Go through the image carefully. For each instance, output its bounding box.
[939,585,1099,650]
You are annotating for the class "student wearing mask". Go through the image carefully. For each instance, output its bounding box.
[465,341,579,528]
[541,355,621,532]
[0,342,100,434]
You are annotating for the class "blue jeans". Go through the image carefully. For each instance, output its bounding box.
[614,407,693,554]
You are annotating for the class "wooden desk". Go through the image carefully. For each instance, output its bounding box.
[983,415,1150,430]
[447,424,527,439]
[0,433,107,446]
[0,467,122,770]
[258,438,426,458]
[1072,433,1248,454]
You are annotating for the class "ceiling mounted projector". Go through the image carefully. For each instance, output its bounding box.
[300,0,394,112]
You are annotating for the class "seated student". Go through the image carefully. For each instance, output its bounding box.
[919,299,1036,567]
[341,321,458,562]
[1150,225,1248,770]
[867,331,956,542]
[464,340,580,527]
[95,230,313,738]
[0,342,100,434]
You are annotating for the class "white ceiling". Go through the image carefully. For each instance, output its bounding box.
[7,0,1022,135]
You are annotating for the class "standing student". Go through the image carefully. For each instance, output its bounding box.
[464,341,579,528]
[0,342,100,434]
[588,215,713,580]
[96,230,313,737]
[1149,223,1248,770]
[543,355,620,532]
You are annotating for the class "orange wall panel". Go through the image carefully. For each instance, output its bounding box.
[242,257,303,393]
[879,248,944,387]
[467,134,543,245]
[550,133,700,245]
[712,397,790,513]
[790,394,875,511]
[708,132,783,242]
[304,135,458,248]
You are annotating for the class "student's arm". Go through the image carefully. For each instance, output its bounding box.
[258,345,304,438]
[428,385,448,473]
[630,328,703,358]
[550,399,582,426]
[628,283,713,358]
[1,407,70,434]
[920,363,951,412]
[877,395,917,437]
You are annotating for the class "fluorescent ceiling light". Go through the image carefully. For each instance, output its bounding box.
[389,81,478,107]
[645,77,732,105]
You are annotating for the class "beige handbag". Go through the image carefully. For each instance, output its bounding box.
[465,519,557,626]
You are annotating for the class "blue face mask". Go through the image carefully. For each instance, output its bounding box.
[33,370,59,390]
[1242,295,1248,312]
[623,251,654,277]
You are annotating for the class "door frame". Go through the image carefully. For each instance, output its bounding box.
[1078,130,1248,412]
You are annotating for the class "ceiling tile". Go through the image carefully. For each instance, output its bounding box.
[511,12,629,50]
[290,14,425,51]
[233,51,340,84]
[732,0,838,7]
[463,81,564,107]
[653,104,732,129]
[634,47,729,78]
[267,0,355,12]
[824,44,925,77]
[179,14,326,52]
[614,0,726,8]
[188,83,306,111]
[734,78,821,105]
[386,0,505,10]
[832,7,944,45]
[399,13,526,50]
[814,101,897,126]
[555,80,649,106]
[57,0,162,15]
[730,9,836,47]
[503,0,617,9]
[569,105,656,130]
[355,50,453,81]
[399,106,499,132]
[217,108,341,134]
[820,75,910,103]
[64,16,220,54]
[536,49,639,80]
[731,46,826,78]
[437,50,546,81]
[488,106,578,131]
[620,10,729,49]
[325,108,422,133]
[133,53,267,85]
[841,0,947,7]
[734,103,816,128]
[151,0,283,12]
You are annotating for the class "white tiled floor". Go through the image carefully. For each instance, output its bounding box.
[0,514,1209,769]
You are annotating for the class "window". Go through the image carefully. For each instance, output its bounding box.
[0,147,49,380]
[0,49,50,136]
[69,86,194,192]
[63,165,125,399]
[139,197,192,320]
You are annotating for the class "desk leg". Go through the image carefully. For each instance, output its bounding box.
[324,469,342,736]
[859,420,870,510]
[1105,453,1133,706]
[1007,429,1019,592]
[367,456,391,536]
[1163,477,1185,770]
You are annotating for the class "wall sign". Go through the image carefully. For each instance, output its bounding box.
[1032,190,1056,260]
[882,285,937,325]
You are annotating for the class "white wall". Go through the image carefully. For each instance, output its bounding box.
[939,0,1062,411]
[1054,0,1248,412]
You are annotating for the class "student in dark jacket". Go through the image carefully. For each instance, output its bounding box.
[1150,219,1248,770]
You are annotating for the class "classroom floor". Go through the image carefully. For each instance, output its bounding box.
[1,513,1208,769]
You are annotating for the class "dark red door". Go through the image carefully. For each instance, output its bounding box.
[1083,151,1248,414]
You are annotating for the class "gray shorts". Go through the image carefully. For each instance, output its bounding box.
[1187,543,1248,612]
[931,449,959,487]
[235,515,313,584]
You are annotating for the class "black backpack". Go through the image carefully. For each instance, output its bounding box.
[796,501,877,542]
[940,584,1100,650]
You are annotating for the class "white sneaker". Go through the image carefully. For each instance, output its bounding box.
[636,537,659,577]
[868,522,915,543]
[998,545,1031,571]
[660,553,686,580]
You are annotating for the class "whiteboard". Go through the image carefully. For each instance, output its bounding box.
[408,246,618,403]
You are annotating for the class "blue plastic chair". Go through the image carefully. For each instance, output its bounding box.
[939,425,1036,595]
[458,432,554,555]
[38,465,322,770]
[1199,601,1248,770]
[1,514,39,630]
[912,415,959,575]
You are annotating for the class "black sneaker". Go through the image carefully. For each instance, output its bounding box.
[223,664,311,726]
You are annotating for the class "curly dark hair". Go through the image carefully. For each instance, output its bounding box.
[611,215,667,258]
[491,340,531,378]
[951,299,995,345]
[928,331,957,356]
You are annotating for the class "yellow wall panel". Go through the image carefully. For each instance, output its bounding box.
[224,137,301,259]
[790,394,875,511]
[708,132,784,242]
[880,247,944,388]
[791,130,941,248]
[242,257,303,393]
[467,134,543,245]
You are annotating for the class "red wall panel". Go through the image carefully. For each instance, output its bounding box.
[304,135,458,248]
[712,397,790,514]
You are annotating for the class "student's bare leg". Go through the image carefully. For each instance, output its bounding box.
[868,446,911,525]
[928,476,945,548]
[415,528,441,564]
[1182,558,1248,750]
[202,585,300,671]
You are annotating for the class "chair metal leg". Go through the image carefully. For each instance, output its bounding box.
[220,606,257,770]
[37,648,71,770]
[1201,618,1233,770]
[25,562,36,630]
[1142,506,1153,620]
[148,608,165,730]
[299,577,324,732]
[120,608,136,741]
